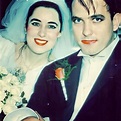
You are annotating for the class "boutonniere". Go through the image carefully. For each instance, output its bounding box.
[54,59,76,100]
[55,67,65,80]
[55,59,76,81]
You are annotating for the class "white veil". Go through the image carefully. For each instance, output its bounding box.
[0,0,78,59]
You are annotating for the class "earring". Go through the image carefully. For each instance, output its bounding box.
[24,30,27,35]
[24,28,27,35]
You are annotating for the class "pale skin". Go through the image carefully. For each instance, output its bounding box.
[26,7,61,55]
[22,111,44,121]
[16,7,61,72]
[119,13,121,25]
[22,116,44,121]
[72,0,120,56]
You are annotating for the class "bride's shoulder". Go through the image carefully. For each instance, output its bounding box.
[0,34,15,46]
[15,42,24,51]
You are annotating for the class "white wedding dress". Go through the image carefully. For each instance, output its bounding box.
[0,35,50,121]
[0,35,15,68]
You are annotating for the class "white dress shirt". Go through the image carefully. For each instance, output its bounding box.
[70,36,119,121]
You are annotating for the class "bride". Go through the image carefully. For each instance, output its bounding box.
[0,0,78,120]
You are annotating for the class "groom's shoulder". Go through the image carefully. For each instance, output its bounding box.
[45,50,80,69]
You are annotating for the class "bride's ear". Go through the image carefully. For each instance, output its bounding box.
[57,32,62,38]
[113,13,121,31]
[24,27,27,35]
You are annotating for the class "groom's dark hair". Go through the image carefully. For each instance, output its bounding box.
[65,0,121,19]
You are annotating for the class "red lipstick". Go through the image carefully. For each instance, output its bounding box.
[34,38,48,46]
[81,40,97,44]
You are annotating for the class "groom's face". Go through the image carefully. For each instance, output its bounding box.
[71,0,119,56]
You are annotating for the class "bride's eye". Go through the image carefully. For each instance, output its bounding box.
[48,24,57,29]
[31,22,40,27]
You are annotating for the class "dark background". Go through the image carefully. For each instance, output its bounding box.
[0,0,12,28]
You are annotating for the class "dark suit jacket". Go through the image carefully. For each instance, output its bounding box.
[28,41,121,121]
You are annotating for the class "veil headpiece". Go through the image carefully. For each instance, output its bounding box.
[1,0,78,58]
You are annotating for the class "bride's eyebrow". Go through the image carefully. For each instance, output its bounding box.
[30,18,41,22]
[48,21,58,26]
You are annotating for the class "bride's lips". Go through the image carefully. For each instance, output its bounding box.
[34,38,48,46]
[81,40,97,44]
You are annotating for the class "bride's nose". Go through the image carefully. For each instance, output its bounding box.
[38,26,46,37]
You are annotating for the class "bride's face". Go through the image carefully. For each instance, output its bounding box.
[26,7,61,55]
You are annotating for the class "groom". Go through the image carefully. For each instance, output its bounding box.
[3,0,121,121]
[27,0,121,120]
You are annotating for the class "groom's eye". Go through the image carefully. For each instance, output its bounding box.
[72,16,82,24]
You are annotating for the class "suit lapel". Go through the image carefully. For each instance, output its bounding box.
[65,57,82,102]
[76,41,121,116]
[84,55,115,106]
[62,51,83,120]
[84,41,121,105]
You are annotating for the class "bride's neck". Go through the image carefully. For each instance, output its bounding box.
[24,45,49,65]
[16,43,50,71]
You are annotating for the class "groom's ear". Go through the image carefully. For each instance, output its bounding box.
[113,13,121,31]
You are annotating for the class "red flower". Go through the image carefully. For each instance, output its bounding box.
[55,68,65,80]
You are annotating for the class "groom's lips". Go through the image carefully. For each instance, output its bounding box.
[34,38,48,46]
[81,40,97,44]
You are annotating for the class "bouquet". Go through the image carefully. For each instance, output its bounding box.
[0,66,27,115]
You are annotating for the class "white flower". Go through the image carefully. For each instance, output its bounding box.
[0,107,2,113]
[0,102,4,113]
[0,90,6,101]
[2,103,17,115]
[0,66,27,115]
[5,97,17,106]
[0,66,8,75]
[0,80,5,86]
[9,85,22,96]
[11,95,22,103]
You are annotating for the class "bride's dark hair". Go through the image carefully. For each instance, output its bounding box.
[1,0,76,59]
[25,1,63,32]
